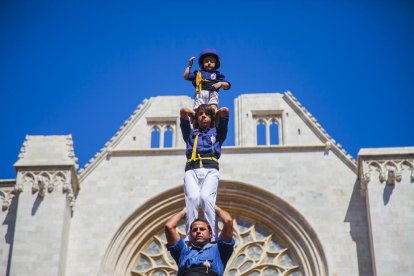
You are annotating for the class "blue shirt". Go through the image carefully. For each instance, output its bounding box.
[180,117,228,171]
[167,237,235,276]
[187,70,231,91]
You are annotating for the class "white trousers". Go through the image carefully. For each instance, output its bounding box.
[184,168,219,242]
[193,90,219,109]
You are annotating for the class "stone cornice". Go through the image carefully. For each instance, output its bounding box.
[14,169,78,209]
[283,91,357,173]
[0,179,16,211]
[106,144,333,157]
[358,147,414,196]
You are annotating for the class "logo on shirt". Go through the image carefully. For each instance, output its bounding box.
[210,73,217,80]
[211,135,216,153]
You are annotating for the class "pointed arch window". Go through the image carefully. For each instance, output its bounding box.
[147,117,177,149]
[252,111,284,146]
[164,126,173,148]
[270,119,279,145]
[256,120,266,146]
[150,126,160,148]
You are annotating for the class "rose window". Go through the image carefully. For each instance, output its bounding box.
[131,218,300,276]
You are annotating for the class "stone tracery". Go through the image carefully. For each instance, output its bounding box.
[131,219,300,276]
[100,182,327,276]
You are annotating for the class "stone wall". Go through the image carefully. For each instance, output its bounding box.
[0,180,16,276]
[359,148,414,275]
[1,93,412,275]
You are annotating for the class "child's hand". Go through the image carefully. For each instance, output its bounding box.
[188,57,195,67]
[212,82,223,90]
[213,82,230,90]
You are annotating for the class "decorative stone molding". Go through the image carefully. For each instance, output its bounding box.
[0,190,15,211]
[15,170,77,209]
[13,134,79,208]
[358,157,414,196]
[361,160,413,184]
[0,180,16,211]
[33,173,50,197]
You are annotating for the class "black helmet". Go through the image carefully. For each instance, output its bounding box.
[198,48,221,70]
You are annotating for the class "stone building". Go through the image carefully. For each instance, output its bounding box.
[1,92,413,276]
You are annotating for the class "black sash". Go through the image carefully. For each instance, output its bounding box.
[180,266,219,276]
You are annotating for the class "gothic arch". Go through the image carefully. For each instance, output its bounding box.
[99,181,328,276]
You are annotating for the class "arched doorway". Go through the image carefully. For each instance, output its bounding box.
[99,181,328,275]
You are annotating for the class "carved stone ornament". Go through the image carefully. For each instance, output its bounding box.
[34,174,49,197]
[14,182,24,194]
[16,170,76,209]
[361,159,414,186]
[362,173,371,185]
[1,190,15,211]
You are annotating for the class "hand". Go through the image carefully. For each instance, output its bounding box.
[188,57,195,67]
[180,107,195,119]
[181,207,187,218]
[212,82,223,90]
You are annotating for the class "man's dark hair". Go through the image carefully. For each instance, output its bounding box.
[194,104,215,129]
[190,218,212,232]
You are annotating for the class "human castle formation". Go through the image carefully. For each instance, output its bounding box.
[3,47,414,275]
[164,49,236,276]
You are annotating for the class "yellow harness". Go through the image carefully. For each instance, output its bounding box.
[195,71,209,94]
[187,134,218,168]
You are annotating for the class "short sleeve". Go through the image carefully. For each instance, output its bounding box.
[217,237,235,264]
[187,70,197,81]
[167,238,186,264]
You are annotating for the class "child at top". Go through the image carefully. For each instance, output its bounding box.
[183,49,231,119]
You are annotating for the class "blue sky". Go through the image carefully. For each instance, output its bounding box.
[1,0,413,179]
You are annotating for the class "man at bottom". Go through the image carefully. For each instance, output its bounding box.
[165,206,235,276]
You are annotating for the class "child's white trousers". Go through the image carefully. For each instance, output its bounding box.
[184,168,219,242]
[193,90,219,109]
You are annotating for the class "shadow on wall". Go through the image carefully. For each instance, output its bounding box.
[383,184,394,205]
[31,194,43,216]
[344,181,373,276]
[3,196,18,276]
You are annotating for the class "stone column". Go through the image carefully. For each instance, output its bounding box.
[358,148,414,275]
[10,135,78,276]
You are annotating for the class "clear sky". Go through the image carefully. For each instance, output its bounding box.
[1,0,413,179]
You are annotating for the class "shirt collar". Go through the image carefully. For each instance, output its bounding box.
[196,127,210,133]
[190,241,213,250]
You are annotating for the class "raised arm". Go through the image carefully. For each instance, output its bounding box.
[215,206,233,243]
[183,57,195,80]
[216,107,229,142]
[217,107,229,119]
[180,107,194,119]
[165,208,186,245]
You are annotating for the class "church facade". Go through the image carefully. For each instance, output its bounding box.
[1,92,413,276]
